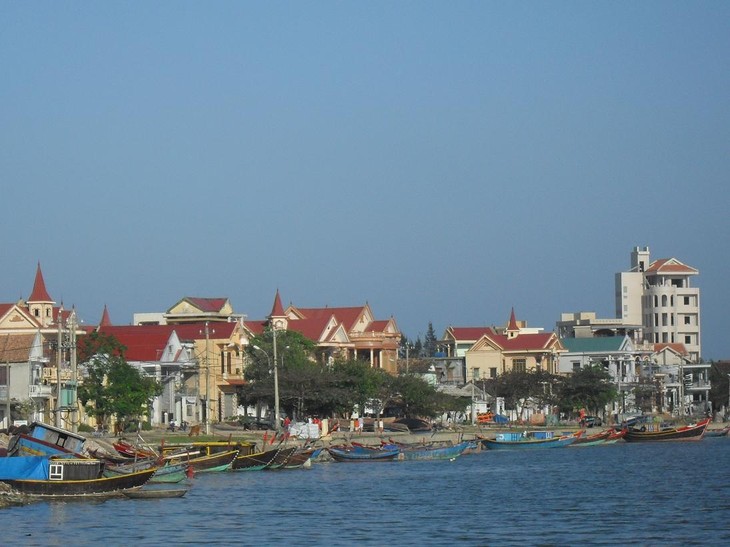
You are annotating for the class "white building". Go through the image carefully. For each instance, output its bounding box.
[615,246,701,362]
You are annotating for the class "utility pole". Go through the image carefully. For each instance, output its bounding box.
[69,310,78,433]
[272,324,280,428]
[204,322,210,435]
[56,309,63,427]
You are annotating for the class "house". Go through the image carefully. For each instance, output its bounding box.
[246,291,401,373]
[96,315,250,428]
[558,335,650,415]
[439,310,564,385]
[646,343,711,415]
[0,264,80,428]
[616,246,701,362]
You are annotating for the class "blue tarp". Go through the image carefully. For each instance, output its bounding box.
[0,456,50,480]
[492,414,509,424]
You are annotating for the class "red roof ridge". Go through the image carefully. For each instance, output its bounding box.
[99,304,112,327]
[270,289,285,317]
[507,307,519,331]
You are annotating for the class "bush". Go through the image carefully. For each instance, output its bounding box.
[77,423,95,433]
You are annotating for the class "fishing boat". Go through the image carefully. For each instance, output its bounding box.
[0,456,155,498]
[704,425,730,438]
[480,430,582,450]
[571,429,613,447]
[103,460,189,484]
[604,428,628,444]
[232,447,281,471]
[383,440,473,460]
[279,447,323,469]
[123,487,188,499]
[166,449,239,473]
[113,439,158,459]
[327,444,400,462]
[623,418,710,443]
[7,422,88,458]
[265,446,298,470]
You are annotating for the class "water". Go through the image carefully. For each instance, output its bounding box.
[2,440,730,546]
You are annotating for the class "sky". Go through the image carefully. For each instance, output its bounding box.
[2,2,729,359]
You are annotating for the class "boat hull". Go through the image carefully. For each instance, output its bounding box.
[327,446,400,462]
[623,419,710,442]
[1,467,156,498]
[482,433,580,450]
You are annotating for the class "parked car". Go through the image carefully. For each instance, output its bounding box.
[584,416,602,428]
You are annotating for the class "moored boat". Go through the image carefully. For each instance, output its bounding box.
[7,422,88,458]
[327,444,400,462]
[232,447,281,471]
[0,456,155,498]
[384,440,473,460]
[166,449,239,472]
[571,429,613,447]
[623,418,710,442]
[124,487,188,499]
[265,446,297,470]
[704,425,730,438]
[481,430,582,450]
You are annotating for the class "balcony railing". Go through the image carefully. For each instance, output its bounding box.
[29,384,54,398]
[42,368,73,382]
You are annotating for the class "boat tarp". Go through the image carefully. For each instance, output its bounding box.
[0,456,50,480]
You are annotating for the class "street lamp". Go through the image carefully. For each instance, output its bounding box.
[253,345,279,429]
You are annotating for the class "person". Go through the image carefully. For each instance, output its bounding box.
[579,408,586,429]
[168,420,176,432]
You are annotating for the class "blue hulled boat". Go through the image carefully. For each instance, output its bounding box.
[481,431,582,450]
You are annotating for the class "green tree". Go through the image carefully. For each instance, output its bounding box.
[557,364,617,416]
[77,332,161,430]
[423,322,438,358]
[484,370,560,419]
[392,374,467,418]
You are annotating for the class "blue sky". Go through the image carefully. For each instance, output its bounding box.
[2,3,728,358]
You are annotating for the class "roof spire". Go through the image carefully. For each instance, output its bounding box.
[99,304,112,327]
[270,289,285,318]
[29,262,53,302]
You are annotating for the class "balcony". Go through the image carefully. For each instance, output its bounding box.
[29,384,54,398]
[42,368,73,382]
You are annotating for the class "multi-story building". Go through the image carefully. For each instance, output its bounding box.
[615,246,701,362]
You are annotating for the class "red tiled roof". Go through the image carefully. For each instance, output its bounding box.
[646,258,698,275]
[448,327,493,341]
[295,306,365,331]
[485,332,557,352]
[29,263,53,302]
[97,322,237,361]
[365,320,389,333]
[185,297,229,313]
[654,343,689,356]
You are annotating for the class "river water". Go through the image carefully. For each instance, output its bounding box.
[2,439,729,546]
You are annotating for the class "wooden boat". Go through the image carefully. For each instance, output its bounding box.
[604,428,628,444]
[383,440,473,460]
[265,447,297,470]
[481,431,582,450]
[232,447,281,471]
[327,445,400,462]
[7,422,87,458]
[160,440,255,458]
[280,447,323,469]
[623,418,710,442]
[113,439,158,459]
[0,456,155,498]
[167,449,239,472]
[704,425,730,438]
[571,429,613,447]
[104,460,188,484]
[124,487,188,499]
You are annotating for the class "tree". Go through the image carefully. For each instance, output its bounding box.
[77,332,161,430]
[423,322,438,358]
[484,370,560,420]
[557,364,617,417]
[391,374,467,418]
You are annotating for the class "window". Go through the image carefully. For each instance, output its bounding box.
[684,296,690,306]
[49,464,64,481]
[472,368,480,380]
[572,362,581,373]
[662,295,668,307]
[684,316,691,325]
[513,359,526,373]
[489,367,497,379]
[685,335,692,344]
